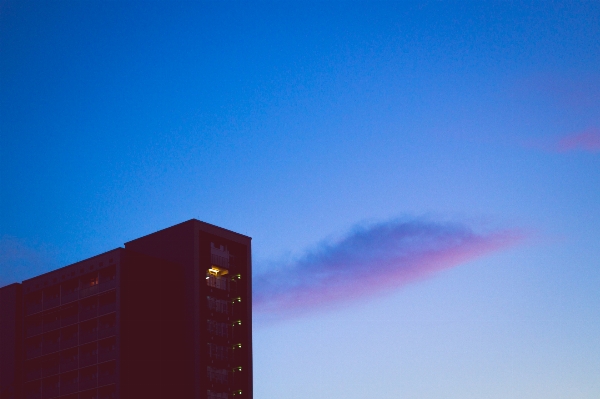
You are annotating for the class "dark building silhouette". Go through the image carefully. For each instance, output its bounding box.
[0,220,252,399]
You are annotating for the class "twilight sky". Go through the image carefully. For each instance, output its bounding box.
[1,2,600,398]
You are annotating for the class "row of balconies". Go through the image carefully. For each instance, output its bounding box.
[24,367,116,399]
[210,253,230,269]
[207,343,244,365]
[207,390,229,399]
[206,274,242,294]
[206,296,232,315]
[206,276,231,291]
[25,293,116,337]
[206,298,245,323]
[25,269,116,315]
[207,319,244,341]
[25,338,116,382]
[207,366,246,388]
[25,315,116,360]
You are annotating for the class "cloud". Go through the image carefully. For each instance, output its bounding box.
[253,219,526,319]
[555,128,600,153]
[0,236,57,287]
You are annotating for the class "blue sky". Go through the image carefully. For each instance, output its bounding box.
[1,2,599,398]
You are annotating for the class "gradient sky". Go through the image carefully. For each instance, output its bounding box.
[1,2,600,398]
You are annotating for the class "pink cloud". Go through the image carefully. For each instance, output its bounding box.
[253,219,526,320]
[555,128,600,153]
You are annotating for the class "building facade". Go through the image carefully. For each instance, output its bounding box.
[0,220,252,399]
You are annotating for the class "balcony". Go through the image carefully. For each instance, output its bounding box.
[24,362,42,382]
[59,350,78,373]
[26,301,43,316]
[61,289,79,304]
[207,343,232,362]
[43,295,60,310]
[25,319,43,338]
[99,266,116,293]
[80,300,98,321]
[79,371,98,391]
[98,338,116,363]
[207,366,229,384]
[61,306,78,327]
[98,362,116,386]
[41,357,59,378]
[98,292,116,316]
[42,315,60,333]
[80,320,98,344]
[60,372,78,395]
[98,280,116,293]
[41,377,60,399]
[80,389,99,399]
[25,381,41,399]
[207,390,229,399]
[98,324,116,340]
[42,335,60,355]
[98,302,116,316]
[80,353,97,368]
[60,328,78,350]
[26,339,42,360]
[98,385,116,399]
[80,285,99,299]
[206,276,229,291]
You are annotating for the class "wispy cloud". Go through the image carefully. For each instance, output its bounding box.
[0,236,57,287]
[254,219,526,319]
[555,128,600,153]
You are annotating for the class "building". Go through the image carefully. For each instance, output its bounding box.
[0,220,252,399]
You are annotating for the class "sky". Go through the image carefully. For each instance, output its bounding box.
[1,1,600,398]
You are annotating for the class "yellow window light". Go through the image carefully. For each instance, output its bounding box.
[207,266,229,277]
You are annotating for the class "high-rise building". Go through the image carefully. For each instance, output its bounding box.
[0,220,252,399]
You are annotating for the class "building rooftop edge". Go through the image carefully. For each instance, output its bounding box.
[20,247,124,286]
[124,219,252,245]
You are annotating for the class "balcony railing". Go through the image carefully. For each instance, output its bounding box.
[206,276,229,291]
[60,379,78,395]
[43,296,60,310]
[61,290,78,304]
[79,353,97,368]
[26,302,43,316]
[26,346,42,360]
[80,388,100,399]
[60,334,77,350]
[25,365,42,382]
[61,312,78,327]
[42,341,59,355]
[98,385,116,399]
[79,375,97,391]
[41,362,59,378]
[25,383,41,399]
[98,280,116,292]
[98,371,116,386]
[98,348,116,363]
[80,308,97,322]
[80,329,98,345]
[80,285,99,298]
[41,384,59,399]
[98,302,116,316]
[26,324,43,338]
[98,325,116,339]
[43,319,60,333]
[60,358,78,373]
